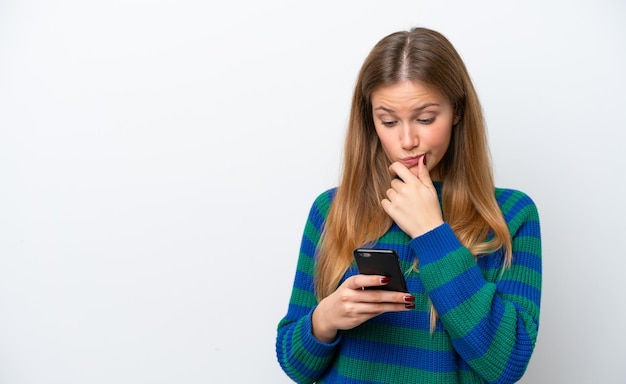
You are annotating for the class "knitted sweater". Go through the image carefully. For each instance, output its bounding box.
[276,184,541,383]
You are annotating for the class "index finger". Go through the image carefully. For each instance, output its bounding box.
[348,274,391,290]
[388,162,414,182]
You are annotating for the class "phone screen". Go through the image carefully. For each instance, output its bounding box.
[353,248,408,292]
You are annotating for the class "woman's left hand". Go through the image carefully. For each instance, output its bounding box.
[381,157,444,238]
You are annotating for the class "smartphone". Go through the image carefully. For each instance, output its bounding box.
[353,248,408,292]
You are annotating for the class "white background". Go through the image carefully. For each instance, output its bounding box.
[1,0,625,383]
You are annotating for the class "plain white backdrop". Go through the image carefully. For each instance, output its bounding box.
[1,0,625,383]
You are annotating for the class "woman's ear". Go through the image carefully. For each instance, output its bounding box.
[453,115,461,126]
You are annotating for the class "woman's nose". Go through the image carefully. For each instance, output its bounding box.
[401,126,418,149]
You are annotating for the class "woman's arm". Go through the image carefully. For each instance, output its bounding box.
[413,190,541,383]
[276,189,416,383]
[275,190,340,384]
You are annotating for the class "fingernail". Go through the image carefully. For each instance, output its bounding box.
[380,277,391,284]
[403,295,415,303]
[405,303,416,309]
[423,155,427,166]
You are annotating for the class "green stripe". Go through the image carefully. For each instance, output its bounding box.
[512,235,541,256]
[301,190,333,246]
[467,302,518,382]
[501,265,542,291]
[500,293,539,316]
[291,319,331,371]
[441,283,496,338]
[421,248,475,288]
[479,266,502,282]
[318,190,333,211]
[348,323,453,351]
[289,287,317,307]
[508,206,540,236]
[499,295,540,341]
[296,251,316,274]
[303,218,322,247]
[498,189,525,215]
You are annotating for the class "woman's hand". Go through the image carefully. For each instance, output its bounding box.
[381,157,444,238]
[311,274,415,343]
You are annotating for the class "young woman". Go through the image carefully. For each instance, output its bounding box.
[276,27,541,384]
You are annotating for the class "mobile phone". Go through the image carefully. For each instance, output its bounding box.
[353,248,408,292]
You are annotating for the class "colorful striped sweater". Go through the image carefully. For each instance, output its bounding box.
[276,183,541,383]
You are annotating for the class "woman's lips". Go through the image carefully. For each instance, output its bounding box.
[400,154,425,167]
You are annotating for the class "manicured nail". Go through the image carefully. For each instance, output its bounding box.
[403,295,415,303]
[423,155,427,166]
[405,303,415,309]
[380,277,391,284]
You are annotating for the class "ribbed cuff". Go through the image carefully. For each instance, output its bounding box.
[300,307,342,355]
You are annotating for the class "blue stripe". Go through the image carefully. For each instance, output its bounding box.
[504,196,534,222]
[293,271,314,292]
[415,225,464,268]
[405,275,425,294]
[511,251,542,274]
[516,225,541,243]
[368,309,432,331]
[341,336,457,372]
[479,309,536,382]
[321,368,387,384]
[310,204,325,228]
[299,235,318,259]
[284,353,326,381]
[277,330,326,381]
[451,300,506,360]
[498,280,541,307]
[476,249,506,270]
[308,189,335,232]
[283,304,313,322]
[495,187,515,203]
[428,266,485,316]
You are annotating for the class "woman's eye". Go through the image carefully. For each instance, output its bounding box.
[381,121,397,127]
[418,118,434,124]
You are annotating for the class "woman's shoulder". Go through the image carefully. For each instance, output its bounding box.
[307,187,338,219]
[494,186,540,230]
[494,186,537,207]
[313,187,338,203]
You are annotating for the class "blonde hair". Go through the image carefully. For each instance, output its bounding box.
[314,27,512,330]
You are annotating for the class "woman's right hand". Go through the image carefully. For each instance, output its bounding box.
[311,274,415,343]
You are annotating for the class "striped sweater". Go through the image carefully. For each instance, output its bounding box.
[276,183,541,383]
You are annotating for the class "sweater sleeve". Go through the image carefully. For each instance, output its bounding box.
[275,190,341,383]
[410,190,541,384]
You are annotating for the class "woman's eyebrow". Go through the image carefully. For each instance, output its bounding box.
[374,106,396,113]
[373,103,440,114]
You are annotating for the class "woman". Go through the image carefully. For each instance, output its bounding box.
[276,27,541,384]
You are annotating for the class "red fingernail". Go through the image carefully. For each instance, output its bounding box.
[423,155,427,166]
[404,295,415,303]
[380,277,391,284]
[405,303,416,309]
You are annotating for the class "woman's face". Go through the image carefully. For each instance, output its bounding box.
[371,80,457,180]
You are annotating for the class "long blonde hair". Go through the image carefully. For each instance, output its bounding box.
[315,27,512,328]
